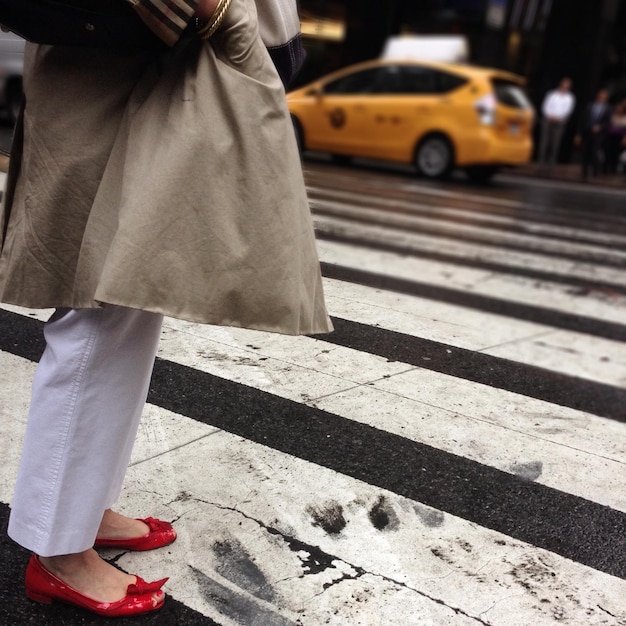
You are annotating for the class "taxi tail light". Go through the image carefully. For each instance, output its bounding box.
[474,93,497,126]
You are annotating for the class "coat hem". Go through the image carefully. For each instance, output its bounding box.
[0,295,334,337]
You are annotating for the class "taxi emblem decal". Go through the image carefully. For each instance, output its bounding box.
[329,108,346,129]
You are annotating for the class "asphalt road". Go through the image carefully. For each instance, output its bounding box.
[1,153,625,625]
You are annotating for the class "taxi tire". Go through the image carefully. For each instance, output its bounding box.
[415,134,454,180]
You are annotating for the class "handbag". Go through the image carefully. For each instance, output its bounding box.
[0,0,164,49]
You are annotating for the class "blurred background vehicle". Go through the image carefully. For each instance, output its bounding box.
[0,29,24,124]
[287,58,534,183]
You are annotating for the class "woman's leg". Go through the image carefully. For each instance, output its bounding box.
[8,305,163,557]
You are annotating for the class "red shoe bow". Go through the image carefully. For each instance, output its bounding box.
[127,576,169,595]
[95,517,177,551]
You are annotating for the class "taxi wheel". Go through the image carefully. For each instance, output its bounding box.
[415,135,454,179]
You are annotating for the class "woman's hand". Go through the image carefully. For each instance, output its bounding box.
[195,0,221,21]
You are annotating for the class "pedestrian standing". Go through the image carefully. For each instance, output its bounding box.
[604,99,626,174]
[575,88,612,180]
[0,0,332,617]
[537,77,575,172]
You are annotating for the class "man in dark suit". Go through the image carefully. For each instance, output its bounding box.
[575,88,612,180]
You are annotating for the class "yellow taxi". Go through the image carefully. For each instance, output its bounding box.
[287,58,534,182]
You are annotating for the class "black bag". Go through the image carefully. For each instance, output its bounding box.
[0,0,165,49]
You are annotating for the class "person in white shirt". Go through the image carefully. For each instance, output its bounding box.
[537,77,576,170]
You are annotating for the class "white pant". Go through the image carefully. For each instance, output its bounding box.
[8,306,163,556]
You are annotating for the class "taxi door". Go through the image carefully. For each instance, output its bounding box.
[327,64,461,163]
[357,65,462,163]
[304,67,394,157]
[354,65,432,162]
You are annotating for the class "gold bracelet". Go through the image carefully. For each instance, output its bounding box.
[197,0,233,40]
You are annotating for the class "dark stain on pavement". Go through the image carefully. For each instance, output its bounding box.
[508,554,556,595]
[266,527,337,576]
[190,565,295,626]
[510,461,543,482]
[430,547,455,565]
[413,503,445,527]
[306,500,347,535]
[368,495,400,531]
[212,537,275,602]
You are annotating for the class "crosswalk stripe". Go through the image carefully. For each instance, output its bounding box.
[307,185,626,249]
[304,163,626,216]
[3,305,625,420]
[317,316,626,421]
[152,321,626,513]
[315,227,626,291]
[310,199,626,266]
[317,239,626,325]
[320,264,626,342]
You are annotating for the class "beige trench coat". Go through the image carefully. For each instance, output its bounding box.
[0,0,332,336]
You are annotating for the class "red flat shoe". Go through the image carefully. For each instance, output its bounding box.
[94,517,176,551]
[25,554,167,617]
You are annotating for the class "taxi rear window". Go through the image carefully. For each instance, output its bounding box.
[491,78,532,109]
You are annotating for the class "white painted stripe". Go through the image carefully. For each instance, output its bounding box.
[310,199,626,263]
[304,167,527,209]
[481,329,626,385]
[0,302,51,321]
[304,162,626,204]
[307,184,626,247]
[316,239,626,325]
[498,172,626,197]
[313,213,626,285]
[159,278,626,390]
[323,278,626,388]
[164,278,625,391]
[322,278,552,350]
